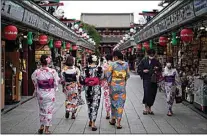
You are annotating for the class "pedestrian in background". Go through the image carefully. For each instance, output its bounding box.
[137,49,162,115]
[61,56,80,119]
[101,55,113,119]
[163,57,181,116]
[106,51,130,129]
[31,55,60,134]
[84,54,103,131]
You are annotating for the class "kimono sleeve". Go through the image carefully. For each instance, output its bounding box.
[125,62,130,81]
[137,59,144,79]
[106,64,113,83]
[52,69,60,91]
[76,67,81,83]
[31,69,38,90]
[175,69,182,91]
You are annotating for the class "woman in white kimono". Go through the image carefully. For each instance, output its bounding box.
[163,57,181,116]
[31,55,60,134]
[61,56,82,119]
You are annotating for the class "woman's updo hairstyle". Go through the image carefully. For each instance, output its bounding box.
[88,54,98,64]
[40,54,48,65]
[64,56,74,66]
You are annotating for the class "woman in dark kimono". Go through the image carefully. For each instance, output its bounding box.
[138,49,162,115]
[83,54,103,131]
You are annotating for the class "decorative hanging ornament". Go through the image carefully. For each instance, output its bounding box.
[62,41,66,49]
[137,44,142,50]
[149,40,153,49]
[48,39,53,48]
[4,25,18,40]
[39,35,48,45]
[159,36,168,46]
[180,28,193,43]
[128,48,132,52]
[54,40,62,48]
[171,32,177,46]
[66,42,71,49]
[143,42,150,50]
[72,45,78,50]
[27,32,33,45]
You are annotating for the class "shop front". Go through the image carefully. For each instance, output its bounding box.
[119,0,207,113]
[1,0,95,110]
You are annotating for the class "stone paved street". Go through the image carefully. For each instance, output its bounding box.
[1,73,207,134]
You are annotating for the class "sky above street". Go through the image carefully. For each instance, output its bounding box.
[59,1,163,24]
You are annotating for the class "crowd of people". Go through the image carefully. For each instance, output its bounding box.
[31,49,182,134]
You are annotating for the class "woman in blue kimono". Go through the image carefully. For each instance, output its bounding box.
[106,51,130,129]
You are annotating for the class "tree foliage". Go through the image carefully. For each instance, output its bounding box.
[81,22,101,56]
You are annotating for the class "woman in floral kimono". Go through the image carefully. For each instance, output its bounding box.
[101,55,113,119]
[61,56,80,119]
[84,54,103,131]
[163,57,181,116]
[106,51,130,129]
[31,55,60,134]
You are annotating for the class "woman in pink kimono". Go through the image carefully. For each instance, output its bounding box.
[101,55,113,119]
[31,55,60,134]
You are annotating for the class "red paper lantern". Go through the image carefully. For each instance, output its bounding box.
[4,25,18,40]
[66,43,71,49]
[128,48,132,52]
[72,45,78,50]
[143,42,150,50]
[180,28,193,42]
[159,36,168,46]
[39,35,48,45]
[137,44,142,50]
[54,40,62,48]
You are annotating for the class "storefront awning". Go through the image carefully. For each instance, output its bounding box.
[1,0,95,51]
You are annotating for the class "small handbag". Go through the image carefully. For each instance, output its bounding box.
[175,88,182,104]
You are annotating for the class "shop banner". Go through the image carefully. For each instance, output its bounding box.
[194,0,207,17]
[1,0,24,22]
[23,10,39,28]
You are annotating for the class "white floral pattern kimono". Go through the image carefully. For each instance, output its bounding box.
[31,67,60,126]
[163,67,181,112]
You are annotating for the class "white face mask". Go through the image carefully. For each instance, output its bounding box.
[166,63,172,68]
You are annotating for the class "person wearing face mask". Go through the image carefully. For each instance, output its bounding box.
[163,57,181,116]
[137,49,162,115]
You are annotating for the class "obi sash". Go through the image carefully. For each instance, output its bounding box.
[63,72,77,83]
[164,75,175,83]
[37,79,55,89]
[112,70,126,80]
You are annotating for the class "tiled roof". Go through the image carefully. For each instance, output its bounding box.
[81,13,134,28]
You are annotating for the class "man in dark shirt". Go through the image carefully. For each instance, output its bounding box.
[137,49,162,115]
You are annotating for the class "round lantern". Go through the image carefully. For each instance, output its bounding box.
[39,35,48,45]
[137,44,142,50]
[54,40,62,48]
[128,48,132,52]
[143,42,150,50]
[180,28,193,42]
[4,25,18,40]
[159,36,168,46]
[66,43,71,49]
[72,45,78,50]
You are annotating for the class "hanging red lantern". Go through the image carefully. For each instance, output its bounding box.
[143,42,150,50]
[159,36,168,46]
[72,45,78,50]
[39,35,48,45]
[137,44,142,50]
[66,43,71,49]
[54,40,62,48]
[128,48,132,52]
[180,28,193,42]
[4,25,18,40]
